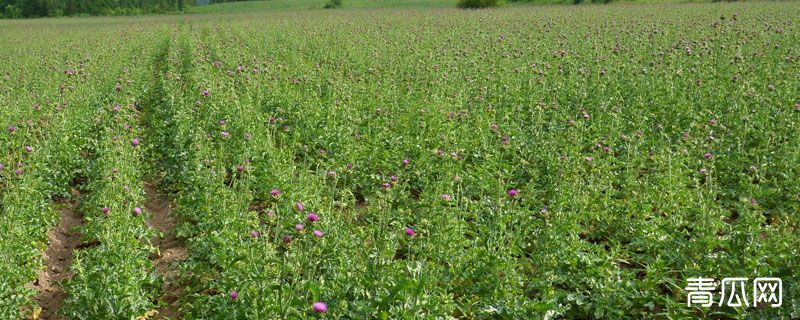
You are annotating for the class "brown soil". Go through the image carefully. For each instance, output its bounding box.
[32,188,83,320]
[144,183,187,320]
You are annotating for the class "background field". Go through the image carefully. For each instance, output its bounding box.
[1,1,799,319]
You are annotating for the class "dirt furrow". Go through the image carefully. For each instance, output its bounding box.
[144,182,187,320]
[32,188,83,320]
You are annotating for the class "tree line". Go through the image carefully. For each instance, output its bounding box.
[0,0,193,18]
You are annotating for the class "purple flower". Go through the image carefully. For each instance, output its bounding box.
[794,103,800,111]
[313,230,324,237]
[709,118,718,125]
[489,123,498,130]
[15,169,23,176]
[271,189,281,197]
[584,156,593,162]
[312,302,328,313]
[296,202,305,212]
[307,213,319,222]
[346,163,353,170]
[582,113,590,120]
[295,224,304,231]
[507,189,519,198]
[699,168,708,174]
[237,165,244,172]
[703,152,713,159]
[440,194,452,201]
[750,198,758,205]
[501,136,510,145]
[282,235,293,244]
[133,207,142,216]
[390,175,399,182]
[102,207,110,215]
[230,290,238,300]
[250,230,260,238]
[402,159,410,166]
[131,138,140,147]
[221,131,230,138]
[749,165,757,171]
[201,90,210,97]
[24,146,32,153]
[7,126,16,133]
[123,185,130,192]
[405,228,415,237]
[382,182,391,189]
[0,163,4,171]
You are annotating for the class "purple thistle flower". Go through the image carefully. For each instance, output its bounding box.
[703,152,713,159]
[382,182,391,189]
[507,189,519,198]
[102,207,110,215]
[346,163,353,170]
[230,290,238,300]
[7,126,16,133]
[221,131,230,138]
[313,230,324,237]
[405,227,415,237]
[699,168,708,174]
[501,136,510,145]
[282,235,293,244]
[440,194,452,201]
[295,202,305,212]
[131,138,140,147]
[123,185,130,192]
[0,163,4,171]
[584,156,593,162]
[133,207,142,216]
[237,165,244,172]
[750,198,758,205]
[15,168,23,176]
[489,123,498,130]
[312,302,328,313]
[250,230,260,238]
[709,118,718,125]
[402,159,410,166]
[390,175,399,182]
[307,213,319,222]
[295,224,304,231]
[271,189,281,197]
[24,146,32,153]
[201,90,210,97]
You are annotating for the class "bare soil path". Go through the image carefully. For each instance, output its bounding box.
[144,182,187,320]
[32,188,83,320]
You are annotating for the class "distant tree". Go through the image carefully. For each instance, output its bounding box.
[457,0,504,8]
[323,0,342,9]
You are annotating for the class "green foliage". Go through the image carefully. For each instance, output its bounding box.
[0,2,799,319]
[0,0,191,18]
[457,0,504,8]
[324,0,343,9]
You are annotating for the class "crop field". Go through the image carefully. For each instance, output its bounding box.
[1,2,799,319]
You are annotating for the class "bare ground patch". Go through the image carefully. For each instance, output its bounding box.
[31,188,83,320]
[144,182,187,320]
